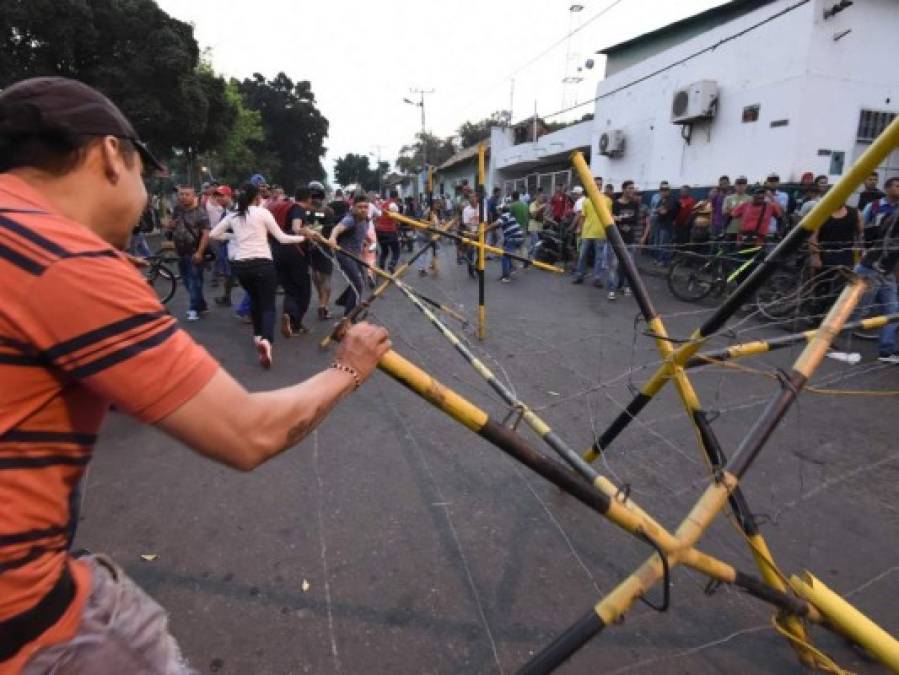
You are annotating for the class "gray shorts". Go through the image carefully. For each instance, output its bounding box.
[23,554,195,675]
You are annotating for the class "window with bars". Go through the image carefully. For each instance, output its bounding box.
[857,109,897,143]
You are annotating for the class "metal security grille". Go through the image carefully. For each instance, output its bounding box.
[857,110,897,143]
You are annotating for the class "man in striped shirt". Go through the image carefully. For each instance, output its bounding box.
[0,77,390,673]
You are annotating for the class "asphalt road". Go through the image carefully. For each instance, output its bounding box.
[75,246,899,674]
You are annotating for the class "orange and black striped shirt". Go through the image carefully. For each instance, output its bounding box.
[0,173,218,670]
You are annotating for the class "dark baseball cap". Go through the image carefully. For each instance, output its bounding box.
[0,76,165,172]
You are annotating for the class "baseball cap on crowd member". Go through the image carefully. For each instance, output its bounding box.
[0,76,165,172]
[751,185,766,195]
[213,185,232,198]
[249,174,267,188]
[766,173,780,182]
[735,175,748,184]
[571,186,584,195]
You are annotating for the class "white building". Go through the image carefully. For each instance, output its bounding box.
[489,117,593,197]
[589,0,899,190]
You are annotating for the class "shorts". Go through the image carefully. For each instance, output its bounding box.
[23,554,195,675]
[308,247,334,275]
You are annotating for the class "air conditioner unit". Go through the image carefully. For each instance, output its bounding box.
[598,129,626,157]
[671,80,718,124]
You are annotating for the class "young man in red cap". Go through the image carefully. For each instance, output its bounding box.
[0,77,390,673]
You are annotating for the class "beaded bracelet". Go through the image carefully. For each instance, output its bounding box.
[330,361,361,390]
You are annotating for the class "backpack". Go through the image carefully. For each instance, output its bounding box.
[267,199,295,232]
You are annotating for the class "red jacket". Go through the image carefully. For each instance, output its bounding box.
[375,199,398,233]
[675,196,696,228]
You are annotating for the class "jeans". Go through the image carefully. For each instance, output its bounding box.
[129,232,152,258]
[377,232,401,271]
[608,243,636,291]
[501,240,522,278]
[527,231,539,256]
[415,236,436,271]
[274,244,311,330]
[850,264,898,355]
[335,252,364,315]
[177,255,207,312]
[236,293,251,317]
[655,225,674,265]
[234,259,278,343]
[211,240,230,278]
[575,238,606,280]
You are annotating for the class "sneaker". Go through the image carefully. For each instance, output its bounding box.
[608,291,616,301]
[418,268,428,277]
[592,279,604,288]
[186,310,199,321]
[572,277,584,285]
[318,307,332,320]
[281,313,293,338]
[255,336,272,369]
[623,287,632,297]
[500,276,511,283]
[876,353,899,364]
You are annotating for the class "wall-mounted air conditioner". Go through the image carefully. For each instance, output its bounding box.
[671,80,718,124]
[598,129,626,157]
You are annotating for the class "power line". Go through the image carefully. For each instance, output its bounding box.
[540,0,812,121]
[444,0,626,125]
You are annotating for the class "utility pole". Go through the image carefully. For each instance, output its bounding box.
[404,88,434,197]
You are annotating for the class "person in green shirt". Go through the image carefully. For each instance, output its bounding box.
[723,175,751,238]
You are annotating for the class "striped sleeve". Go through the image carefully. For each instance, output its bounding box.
[20,253,219,423]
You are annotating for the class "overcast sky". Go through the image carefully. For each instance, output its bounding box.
[156,0,728,181]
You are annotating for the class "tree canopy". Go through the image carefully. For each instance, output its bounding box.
[456,110,510,148]
[0,0,330,190]
[333,153,389,192]
[395,132,456,174]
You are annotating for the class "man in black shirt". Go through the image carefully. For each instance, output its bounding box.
[857,171,885,212]
[653,183,679,266]
[608,180,640,299]
[277,186,314,337]
[309,182,338,319]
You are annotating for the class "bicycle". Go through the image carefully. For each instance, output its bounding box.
[140,253,178,305]
[666,237,766,302]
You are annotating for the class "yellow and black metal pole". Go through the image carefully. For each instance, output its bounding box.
[385,210,565,274]
[477,142,487,341]
[522,279,870,674]
[319,219,458,349]
[590,114,899,456]
[686,312,899,369]
[570,150,816,664]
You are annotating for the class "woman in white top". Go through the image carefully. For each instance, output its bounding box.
[210,182,304,368]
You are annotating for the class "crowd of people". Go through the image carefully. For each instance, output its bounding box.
[153,166,899,367]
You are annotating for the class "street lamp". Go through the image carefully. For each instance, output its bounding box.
[403,88,433,198]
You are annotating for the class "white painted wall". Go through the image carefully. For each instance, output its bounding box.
[589,0,899,189]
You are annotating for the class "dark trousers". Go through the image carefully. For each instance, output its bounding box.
[234,259,278,343]
[177,255,207,312]
[377,232,400,271]
[335,252,364,316]
[274,245,311,330]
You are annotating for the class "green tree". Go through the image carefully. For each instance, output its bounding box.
[207,80,268,186]
[395,133,456,174]
[237,72,329,191]
[456,110,510,148]
[0,0,237,164]
[333,153,389,192]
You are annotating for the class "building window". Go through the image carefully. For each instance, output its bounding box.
[857,109,897,143]
[742,105,760,123]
